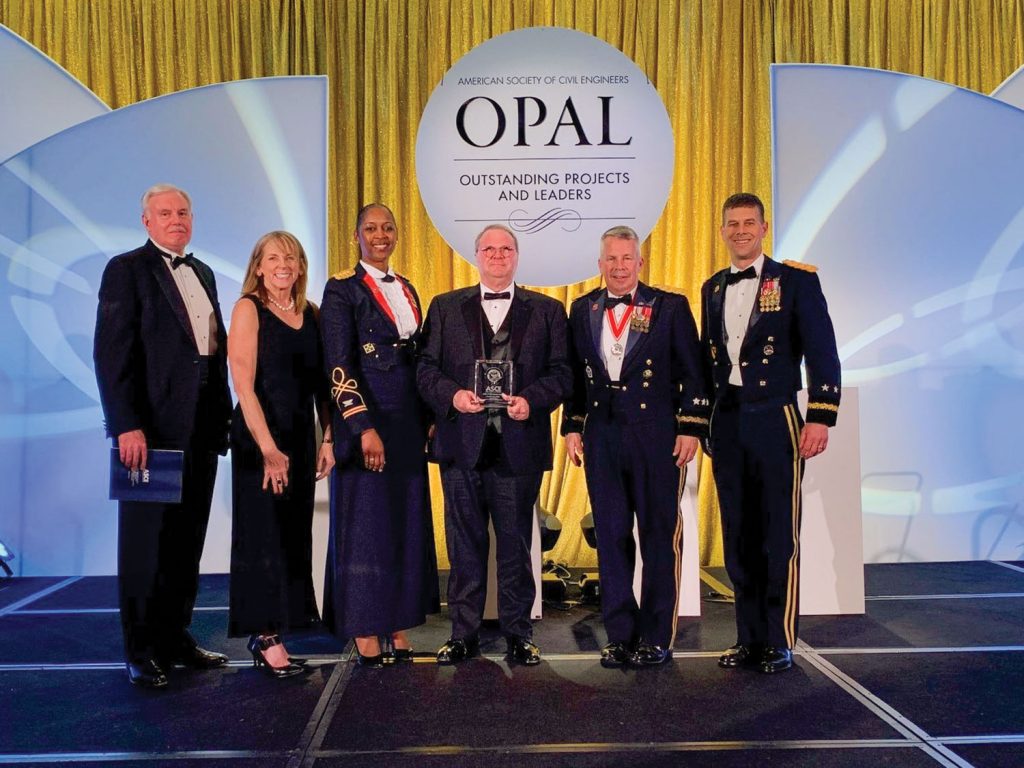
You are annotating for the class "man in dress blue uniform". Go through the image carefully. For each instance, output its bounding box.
[417,224,572,666]
[562,226,709,667]
[94,184,232,688]
[701,193,841,674]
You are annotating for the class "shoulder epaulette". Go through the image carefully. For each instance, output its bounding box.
[783,260,818,273]
[332,267,356,280]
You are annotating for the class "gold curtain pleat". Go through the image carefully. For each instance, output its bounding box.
[3,0,1023,568]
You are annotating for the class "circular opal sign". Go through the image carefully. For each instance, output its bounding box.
[416,27,675,286]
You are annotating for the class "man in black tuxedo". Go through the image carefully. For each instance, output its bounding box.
[562,226,709,667]
[94,184,232,688]
[701,193,841,674]
[417,224,572,665]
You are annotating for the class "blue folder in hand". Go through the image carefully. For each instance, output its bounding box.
[109,448,184,504]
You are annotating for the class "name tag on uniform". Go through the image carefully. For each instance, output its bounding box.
[109,448,184,503]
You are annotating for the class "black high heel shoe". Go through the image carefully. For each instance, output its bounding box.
[384,636,414,663]
[247,635,304,678]
[354,636,385,668]
[355,650,385,668]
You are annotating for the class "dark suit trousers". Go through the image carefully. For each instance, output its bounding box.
[583,418,684,648]
[440,446,540,641]
[711,394,805,649]
[118,363,221,663]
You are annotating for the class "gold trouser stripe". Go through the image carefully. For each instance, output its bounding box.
[668,463,686,647]
[782,404,803,649]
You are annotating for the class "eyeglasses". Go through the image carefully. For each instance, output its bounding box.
[478,245,517,257]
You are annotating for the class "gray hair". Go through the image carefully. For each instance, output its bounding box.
[141,184,192,214]
[601,225,639,244]
[474,223,519,252]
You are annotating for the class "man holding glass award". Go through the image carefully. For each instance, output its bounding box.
[417,224,572,666]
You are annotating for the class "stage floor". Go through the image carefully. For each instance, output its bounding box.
[1,561,1022,767]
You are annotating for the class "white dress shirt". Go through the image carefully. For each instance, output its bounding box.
[154,241,217,355]
[724,253,765,386]
[480,282,514,335]
[600,291,633,382]
[361,261,418,339]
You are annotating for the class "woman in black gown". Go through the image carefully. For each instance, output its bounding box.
[320,204,439,666]
[227,230,334,677]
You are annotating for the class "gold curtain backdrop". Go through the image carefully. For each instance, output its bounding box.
[3,0,1022,568]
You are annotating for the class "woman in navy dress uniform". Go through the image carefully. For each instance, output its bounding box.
[320,204,439,666]
[227,231,335,677]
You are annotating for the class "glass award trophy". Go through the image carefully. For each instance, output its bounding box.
[474,359,514,408]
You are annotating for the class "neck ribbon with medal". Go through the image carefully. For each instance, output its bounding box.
[606,296,632,359]
[607,296,653,359]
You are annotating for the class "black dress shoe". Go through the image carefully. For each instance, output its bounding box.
[391,648,414,663]
[127,659,169,689]
[718,643,760,669]
[630,642,671,666]
[759,646,794,674]
[436,637,479,664]
[506,637,541,666]
[600,642,630,668]
[168,644,229,669]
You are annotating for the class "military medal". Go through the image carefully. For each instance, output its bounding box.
[760,277,781,312]
[606,295,633,358]
[629,305,652,333]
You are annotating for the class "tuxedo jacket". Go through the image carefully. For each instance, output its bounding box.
[93,239,231,452]
[561,282,709,438]
[700,256,841,426]
[416,284,572,475]
[320,262,426,465]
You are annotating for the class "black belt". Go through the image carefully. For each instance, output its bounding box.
[719,386,795,412]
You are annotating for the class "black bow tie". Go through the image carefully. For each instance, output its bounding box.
[169,253,194,270]
[483,291,510,301]
[380,274,396,283]
[726,266,757,285]
[604,294,632,309]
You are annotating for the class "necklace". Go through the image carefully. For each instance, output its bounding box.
[267,295,295,312]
